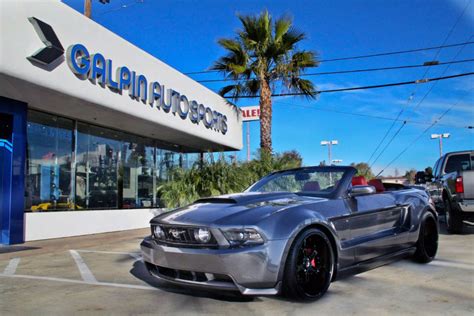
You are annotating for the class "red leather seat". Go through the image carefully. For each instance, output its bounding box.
[368,179,385,193]
[303,181,320,192]
[352,176,368,186]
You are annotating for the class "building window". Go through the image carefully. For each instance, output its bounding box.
[25,110,195,212]
[76,123,121,209]
[121,135,155,208]
[26,111,74,211]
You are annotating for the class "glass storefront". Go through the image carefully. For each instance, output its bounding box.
[26,111,74,211]
[26,110,194,212]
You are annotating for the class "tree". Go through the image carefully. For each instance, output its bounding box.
[425,166,433,179]
[405,169,417,184]
[350,162,374,179]
[212,11,318,153]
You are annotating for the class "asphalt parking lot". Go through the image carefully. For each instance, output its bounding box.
[0,224,473,316]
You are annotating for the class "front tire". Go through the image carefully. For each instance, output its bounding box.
[444,199,463,234]
[283,228,334,301]
[413,212,439,263]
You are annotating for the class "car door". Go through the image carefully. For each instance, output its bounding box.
[347,193,409,263]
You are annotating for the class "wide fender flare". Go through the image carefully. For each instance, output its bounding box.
[413,205,439,236]
[275,209,341,282]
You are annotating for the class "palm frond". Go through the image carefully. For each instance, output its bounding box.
[280,27,305,51]
[288,77,317,99]
[274,16,292,43]
[290,51,319,70]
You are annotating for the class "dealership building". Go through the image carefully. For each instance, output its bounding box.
[0,1,242,244]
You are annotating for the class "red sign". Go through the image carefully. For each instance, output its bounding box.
[241,106,260,121]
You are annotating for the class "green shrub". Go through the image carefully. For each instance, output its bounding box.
[157,150,302,208]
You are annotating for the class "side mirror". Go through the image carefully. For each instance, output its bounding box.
[349,185,376,197]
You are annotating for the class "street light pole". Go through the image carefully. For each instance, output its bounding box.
[246,122,250,162]
[321,140,338,165]
[430,133,450,157]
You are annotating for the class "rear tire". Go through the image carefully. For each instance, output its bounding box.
[445,199,463,234]
[283,228,334,301]
[413,212,438,263]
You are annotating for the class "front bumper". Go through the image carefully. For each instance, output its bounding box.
[140,236,287,295]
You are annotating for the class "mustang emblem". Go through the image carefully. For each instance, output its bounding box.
[169,228,185,239]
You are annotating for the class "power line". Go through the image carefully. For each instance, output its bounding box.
[411,36,474,113]
[196,59,474,83]
[274,100,472,129]
[366,93,415,164]
[184,41,474,75]
[224,72,474,98]
[375,89,473,177]
[366,1,471,166]
[369,121,407,168]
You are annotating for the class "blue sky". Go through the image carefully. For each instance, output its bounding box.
[63,0,473,176]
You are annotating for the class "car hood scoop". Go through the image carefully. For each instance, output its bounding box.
[195,192,300,205]
[154,192,325,226]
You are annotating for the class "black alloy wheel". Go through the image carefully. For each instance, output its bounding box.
[414,212,439,263]
[283,228,334,301]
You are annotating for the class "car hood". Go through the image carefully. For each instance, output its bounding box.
[152,192,327,226]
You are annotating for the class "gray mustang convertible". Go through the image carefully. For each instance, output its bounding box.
[141,166,438,301]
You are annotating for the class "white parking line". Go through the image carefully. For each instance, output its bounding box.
[3,258,20,275]
[0,273,159,291]
[77,249,141,257]
[430,260,473,270]
[69,250,97,283]
[75,249,142,262]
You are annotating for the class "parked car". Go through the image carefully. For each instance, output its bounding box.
[431,150,474,233]
[141,166,438,301]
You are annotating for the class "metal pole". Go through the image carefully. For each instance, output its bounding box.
[328,143,332,165]
[439,137,443,157]
[84,0,92,18]
[246,122,250,162]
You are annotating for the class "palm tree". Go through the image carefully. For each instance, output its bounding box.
[212,10,318,153]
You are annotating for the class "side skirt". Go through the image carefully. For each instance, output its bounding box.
[335,247,417,280]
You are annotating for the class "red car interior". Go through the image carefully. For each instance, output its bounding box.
[368,179,386,193]
[351,176,368,186]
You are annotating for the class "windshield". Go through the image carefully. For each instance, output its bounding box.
[248,168,346,195]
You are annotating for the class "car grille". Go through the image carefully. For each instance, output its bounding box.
[151,224,218,247]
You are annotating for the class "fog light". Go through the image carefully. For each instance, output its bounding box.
[194,228,211,243]
[153,225,165,239]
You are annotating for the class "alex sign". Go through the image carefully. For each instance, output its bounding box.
[241,106,260,121]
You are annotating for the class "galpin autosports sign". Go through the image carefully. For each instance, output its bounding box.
[27,17,228,135]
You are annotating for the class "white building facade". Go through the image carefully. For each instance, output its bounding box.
[0,0,242,243]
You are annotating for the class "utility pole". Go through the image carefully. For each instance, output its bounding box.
[321,140,338,165]
[84,0,110,19]
[84,0,92,18]
[430,133,450,157]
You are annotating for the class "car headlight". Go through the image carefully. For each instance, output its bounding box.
[193,228,212,243]
[222,228,264,247]
[153,225,165,239]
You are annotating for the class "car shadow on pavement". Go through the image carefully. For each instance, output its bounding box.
[130,261,257,302]
[438,217,474,235]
